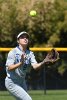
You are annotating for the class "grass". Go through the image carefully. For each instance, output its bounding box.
[0,90,67,100]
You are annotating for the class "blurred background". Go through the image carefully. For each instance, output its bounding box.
[0,0,67,91]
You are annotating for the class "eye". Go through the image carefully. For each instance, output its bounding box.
[20,35,29,39]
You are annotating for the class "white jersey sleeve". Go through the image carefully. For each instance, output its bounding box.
[30,52,37,64]
[6,49,15,66]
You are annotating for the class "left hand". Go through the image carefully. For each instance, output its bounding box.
[20,53,26,63]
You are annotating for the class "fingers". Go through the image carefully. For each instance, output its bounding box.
[21,53,26,59]
[21,53,26,62]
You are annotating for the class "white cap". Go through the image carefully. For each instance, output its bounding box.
[17,31,29,39]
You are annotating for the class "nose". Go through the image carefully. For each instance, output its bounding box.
[24,37,27,40]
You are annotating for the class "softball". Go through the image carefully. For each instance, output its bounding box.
[30,10,37,17]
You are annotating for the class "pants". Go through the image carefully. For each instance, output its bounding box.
[5,77,32,100]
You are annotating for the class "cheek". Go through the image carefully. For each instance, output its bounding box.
[20,39,24,42]
[18,40,23,44]
[18,39,29,44]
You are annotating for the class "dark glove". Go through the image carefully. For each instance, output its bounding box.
[44,48,60,65]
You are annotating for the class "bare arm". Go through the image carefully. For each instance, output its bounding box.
[7,62,23,71]
[31,49,60,70]
[7,53,26,71]
[31,59,46,70]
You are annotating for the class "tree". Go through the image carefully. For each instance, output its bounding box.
[0,0,67,47]
[0,0,66,69]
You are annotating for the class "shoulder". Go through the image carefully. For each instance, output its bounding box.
[8,48,16,56]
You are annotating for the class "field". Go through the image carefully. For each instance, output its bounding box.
[0,90,67,100]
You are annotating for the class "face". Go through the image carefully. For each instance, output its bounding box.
[17,34,29,46]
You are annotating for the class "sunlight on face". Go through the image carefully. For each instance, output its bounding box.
[17,34,29,46]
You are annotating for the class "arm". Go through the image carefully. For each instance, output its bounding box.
[6,50,26,71]
[30,51,46,70]
[31,59,46,70]
[31,49,60,69]
[7,62,23,71]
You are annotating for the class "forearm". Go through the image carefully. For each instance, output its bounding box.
[32,60,45,70]
[7,62,23,71]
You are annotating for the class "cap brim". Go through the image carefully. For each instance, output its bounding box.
[17,31,29,39]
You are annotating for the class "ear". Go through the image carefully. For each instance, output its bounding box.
[17,40,19,44]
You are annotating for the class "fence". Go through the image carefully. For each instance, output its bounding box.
[0,47,67,52]
[0,47,67,92]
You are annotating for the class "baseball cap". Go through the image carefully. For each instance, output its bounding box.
[17,31,29,39]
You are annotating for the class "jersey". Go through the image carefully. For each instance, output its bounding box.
[6,46,37,80]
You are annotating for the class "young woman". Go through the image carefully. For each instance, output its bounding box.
[5,31,46,100]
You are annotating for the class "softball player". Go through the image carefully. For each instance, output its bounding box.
[5,31,46,100]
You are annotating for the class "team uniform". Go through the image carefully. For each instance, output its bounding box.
[5,46,37,100]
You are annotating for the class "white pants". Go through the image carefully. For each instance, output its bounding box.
[5,77,32,100]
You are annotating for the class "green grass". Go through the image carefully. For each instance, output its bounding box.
[0,90,67,100]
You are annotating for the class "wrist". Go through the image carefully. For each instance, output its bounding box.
[20,61,24,65]
[41,60,45,66]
